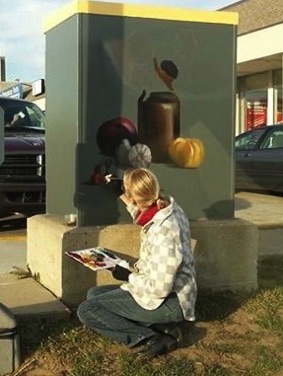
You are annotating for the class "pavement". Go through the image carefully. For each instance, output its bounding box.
[0,216,70,322]
[0,191,283,323]
[0,230,26,274]
[0,273,70,320]
[235,191,283,228]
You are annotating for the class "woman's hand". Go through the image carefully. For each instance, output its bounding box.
[104,174,113,184]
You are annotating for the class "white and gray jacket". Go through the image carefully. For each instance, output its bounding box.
[120,196,197,321]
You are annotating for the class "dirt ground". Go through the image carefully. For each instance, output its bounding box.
[12,298,283,376]
[9,256,283,376]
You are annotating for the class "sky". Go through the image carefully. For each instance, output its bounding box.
[0,0,238,82]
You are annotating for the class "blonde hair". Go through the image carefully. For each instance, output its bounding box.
[123,168,169,209]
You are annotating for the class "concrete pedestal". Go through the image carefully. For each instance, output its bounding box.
[190,219,258,291]
[27,215,141,305]
[27,215,258,306]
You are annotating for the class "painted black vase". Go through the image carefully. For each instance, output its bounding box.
[138,90,180,162]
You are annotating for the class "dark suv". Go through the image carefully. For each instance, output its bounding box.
[0,96,45,215]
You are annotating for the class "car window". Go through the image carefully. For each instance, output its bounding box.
[235,128,266,150]
[2,99,45,130]
[261,130,283,149]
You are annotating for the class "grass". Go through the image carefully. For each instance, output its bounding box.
[10,256,283,376]
[251,347,283,376]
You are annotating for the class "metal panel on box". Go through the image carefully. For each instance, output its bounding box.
[0,303,21,375]
[45,15,79,218]
[45,1,238,225]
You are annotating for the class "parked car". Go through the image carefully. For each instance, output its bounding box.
[235,125,283,194]
[0,96,46,216]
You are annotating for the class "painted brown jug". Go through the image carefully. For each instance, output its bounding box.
[138,90,180,163]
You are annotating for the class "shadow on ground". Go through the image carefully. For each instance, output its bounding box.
[193,255,283,322]
[234,195,251,211]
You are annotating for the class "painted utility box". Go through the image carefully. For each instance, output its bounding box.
[45,1,238,226]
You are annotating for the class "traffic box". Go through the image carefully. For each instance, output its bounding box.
[44,1,239,225]
[0,303,21,375]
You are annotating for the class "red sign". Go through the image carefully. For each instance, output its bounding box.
[247,100,267,130]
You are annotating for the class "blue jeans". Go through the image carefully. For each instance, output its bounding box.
[77,285,184,347]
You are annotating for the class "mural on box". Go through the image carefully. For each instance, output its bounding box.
[45,6,236,222]
[86,57,205,186]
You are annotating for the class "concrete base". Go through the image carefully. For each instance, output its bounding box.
[258,226,283,257]
[235,192,283,259]
[190,219,258,291]
[27,215,258,306]
[27,215,141,306]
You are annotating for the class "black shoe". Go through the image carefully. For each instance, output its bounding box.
[137,333,178,359]
[150,323,183,347]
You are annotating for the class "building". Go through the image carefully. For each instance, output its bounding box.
[0,57,6,81]
[0,80,45,111]
[221,0,283,134]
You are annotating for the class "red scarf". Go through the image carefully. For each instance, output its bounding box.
[135,203,159,226]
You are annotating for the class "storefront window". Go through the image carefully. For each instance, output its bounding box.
[236,78,245,135]
[245,72,268,130]
[274,69,283,123]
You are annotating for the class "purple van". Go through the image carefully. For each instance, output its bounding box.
[0,96,45,215]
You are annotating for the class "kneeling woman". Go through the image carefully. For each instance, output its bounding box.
[77,168,197,358]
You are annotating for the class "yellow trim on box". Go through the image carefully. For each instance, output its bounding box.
[44,0,238,32]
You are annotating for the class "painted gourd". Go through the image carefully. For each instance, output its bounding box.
[115,139,131,167]
[168,137,205,168]
[129,143,152,168]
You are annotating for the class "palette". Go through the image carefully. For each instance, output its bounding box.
[66,247,123,271]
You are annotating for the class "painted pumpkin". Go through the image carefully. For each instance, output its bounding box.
[168,137,205,168]
[129,143,152,168]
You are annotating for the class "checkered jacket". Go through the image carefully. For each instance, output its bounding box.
[120,196,197,321]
